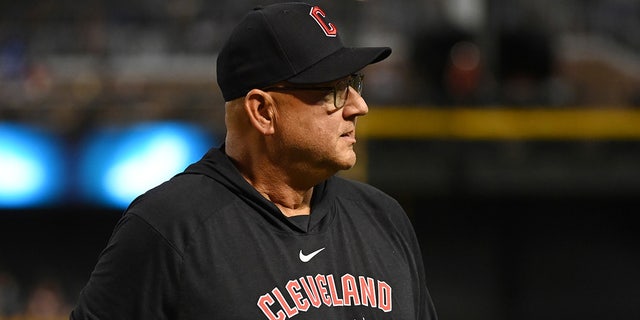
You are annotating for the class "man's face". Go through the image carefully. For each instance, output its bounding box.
[267,76,369,174]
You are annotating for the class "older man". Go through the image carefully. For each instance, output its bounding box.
[71,3,437,319]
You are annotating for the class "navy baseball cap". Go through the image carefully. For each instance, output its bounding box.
[216,2,392,101]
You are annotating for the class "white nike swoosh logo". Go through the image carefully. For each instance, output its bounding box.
[299,247,325,263]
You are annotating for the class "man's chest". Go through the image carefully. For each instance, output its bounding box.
[177,214,418,319]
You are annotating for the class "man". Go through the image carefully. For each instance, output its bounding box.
[71,2,437,319]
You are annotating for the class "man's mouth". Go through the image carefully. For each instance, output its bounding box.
[340,130,356,142]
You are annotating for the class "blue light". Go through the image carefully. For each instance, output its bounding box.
[0,123,65,208]
[79,122,213,208]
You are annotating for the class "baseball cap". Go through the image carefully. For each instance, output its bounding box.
[216,2,392,101]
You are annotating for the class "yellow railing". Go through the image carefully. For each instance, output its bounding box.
[359,108,640,140]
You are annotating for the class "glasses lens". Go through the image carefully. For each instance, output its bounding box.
[334,74,364,109]
[350,74,364,94]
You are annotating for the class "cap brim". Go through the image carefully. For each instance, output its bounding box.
[287,46,391,84]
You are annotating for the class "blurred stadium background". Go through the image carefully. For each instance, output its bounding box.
[1,0,639,319]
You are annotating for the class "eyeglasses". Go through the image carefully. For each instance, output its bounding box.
[262,74,364,110]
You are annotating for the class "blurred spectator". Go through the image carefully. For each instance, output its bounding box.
[498,28,555,106]
[411,27,478,105]
[10,280,70,320]
[0,271,21,317]
[444,40,483,105]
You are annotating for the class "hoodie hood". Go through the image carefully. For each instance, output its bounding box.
[181,146,335,233]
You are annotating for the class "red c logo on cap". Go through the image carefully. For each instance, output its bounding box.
[309,6,337,37]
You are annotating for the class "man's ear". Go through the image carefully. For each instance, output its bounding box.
[244,89,276,135]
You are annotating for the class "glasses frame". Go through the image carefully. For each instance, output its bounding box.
[262,73,364,110]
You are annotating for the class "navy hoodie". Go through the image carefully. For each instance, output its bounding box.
[71,147,437,319]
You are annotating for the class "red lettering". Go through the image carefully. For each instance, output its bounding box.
[257,293,286,320]
[257,274,394,317]
[300,276,322,308]
[286,279,309,312]
[309,6,337,37]
[378,280,393,312]
[359,276,377,307]
[315,274,332,306]
[341,274,360,306]
[272,287,298,318]
[326,274,344,306]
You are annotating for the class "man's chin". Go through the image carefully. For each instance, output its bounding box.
[337,154,357,171]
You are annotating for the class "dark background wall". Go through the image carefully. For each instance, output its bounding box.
[368,139,640,320]
[1,139,639,320]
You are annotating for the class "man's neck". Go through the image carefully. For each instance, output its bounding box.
[250,177,314,217]
[225,143,330,217]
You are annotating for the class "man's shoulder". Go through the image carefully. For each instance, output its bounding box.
[136,172,233,211]
[331,175,395,202]
[124,172,237,233]
[329,176,414,239]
